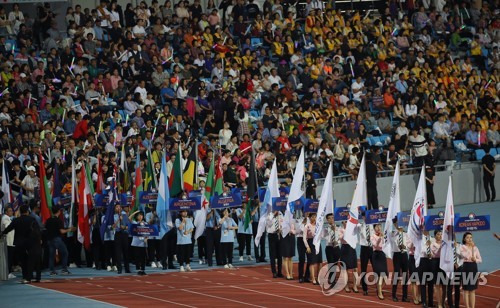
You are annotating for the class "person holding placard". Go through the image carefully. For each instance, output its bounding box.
[236,203,254,262]
[460,232,482,308]
[219,208,238,269]
[175,210,194,272]
[323,213,340,264]
[371,223,388,300]
[391,222,410,303]
[266,210,284,278]
[419,229,434,308]
[431,230,445,307]
[295,210,310,283]
[339,220,358,293]
[303,212,322,285]
[358,212,372,295]
[281,212,296,280]
[129,211,148,275]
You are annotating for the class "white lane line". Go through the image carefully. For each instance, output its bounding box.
[130,292,196,307]
[230,285,331,307]
[180,289,265,308]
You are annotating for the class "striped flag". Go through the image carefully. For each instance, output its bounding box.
[144,149,157,191]
[182,146,197,192]
[440,176,455,277]
[78,163,93,250]
[408,166,428,268]
[157,153,171,238]
[344,154,367,249]
[383,160,401,259]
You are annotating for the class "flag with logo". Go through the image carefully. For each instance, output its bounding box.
[408,166,428,268]
[313,160,334,253]
[255,159,279,246]
[440,176,455,278]
[383,160,401,259]
[344,154,367,249]
[282,147,305,238]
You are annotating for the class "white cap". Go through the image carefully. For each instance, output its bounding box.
[26,166,36,172]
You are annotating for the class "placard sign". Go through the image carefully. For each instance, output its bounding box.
[424,212,460,231]
[139,191,158,204]
[129,223,159,236]
[272,197,287,212]
[334,205,364,221]
[364,208,388,224]
[169,197,202,211]
[210,192,242,209]
[120,194,133,207]
[304,199,319,213]
[454,213,490,232]
[397,211,411,228]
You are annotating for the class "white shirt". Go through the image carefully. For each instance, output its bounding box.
[1,215,14,246]
[132,25,146,37]
[97,7,112,27]
[358,221,373,247]
[351,81,364,101]
[391,230,409,253]
[323,224,340,247]
[134,86,148,101]
[433,121,450,137]
[405,104,418,116]
[266,212,284,234]
[268,74,282,86]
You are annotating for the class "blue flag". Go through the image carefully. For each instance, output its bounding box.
[100,179,117,241]
[11,189,23,212]
[156,153,170,239]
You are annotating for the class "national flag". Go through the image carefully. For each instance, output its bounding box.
[194,158,215,240]
[313,160,334,253]
[39,153,52,223]
[100,175,118,241]
[244,149,258,230]
[213,156,224,196]
[1,161,13,212]
[255,158,279,247]
[440,176,455,278]
[182,146,197,192]
[132,150,143,213]
[344,154,367,249]
[96,159,105,194]
[408,166,428,268]
[68,160,77,237]
[11,189,23,212]
[78,163,93,250]
[53,163,62,198]
[383,160,401,259]
[169,147,183,197]
[85,161,95,196]
[157,153,171,239]
[282,147,305,237]
[119,143,130,193]
[144,149,157,191]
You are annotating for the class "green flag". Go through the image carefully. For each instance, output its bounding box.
[169,148,183,197]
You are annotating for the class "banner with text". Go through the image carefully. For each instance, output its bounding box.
[210,192,242,209]
[129,223,159,237]
[454,214,490,232]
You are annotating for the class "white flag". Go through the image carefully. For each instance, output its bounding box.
[282,147,305,238]
[408,166,428,268]
[194,193,208,240]
[440,176,455,278]
[255,159,280,246]
[313,161,334,253]
[383,161,401,259]
[344,154,367,249]
[1,162,11,211]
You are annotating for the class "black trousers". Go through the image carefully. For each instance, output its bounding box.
[15,242,29,280]
[114,232,130,272]
[297,237,310,279]
[252,221,266,260]
[392,251,409,298]
[237,233,252,257]
[222,242,234,265]
[205,228,216,266]
[104,241,115,267]
[135,246,146,271]
[367,187,379,210]
[325,246,341,264]
[177,244,191,266]
[197,235,206,260]
[91,241,102,269]
[147,239,160,263]
[161,229,176,267]
[7,246,14,273]
[360,245,373,292]
[419,258,434,306]
[447,266,462,308]
[268,233,282,275]
[484,174,496,201]
[214,228,223,265]
[27,247,42,281]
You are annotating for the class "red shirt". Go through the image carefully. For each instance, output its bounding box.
[239,141,252,154]
[73,120,88,139]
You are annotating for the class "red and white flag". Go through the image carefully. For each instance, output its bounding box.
[78,164,93,250]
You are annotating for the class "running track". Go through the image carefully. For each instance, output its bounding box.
[29,264,500,307]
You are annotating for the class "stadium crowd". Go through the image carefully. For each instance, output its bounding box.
[0,0,498,306]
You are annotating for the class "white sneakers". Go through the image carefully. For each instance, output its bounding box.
[180,266,185,272]
[199,260,203,265]
[113,266,118,271]
[239,256,244,262]
[69,263,77,268]
[186,265,192,272]
[151,262,157,268]
[107,266,112,271]
[156,262,162,268]
[228,264,234,269]
[247,255,254,261]
[8,273,16,279]
[224,264,229,269]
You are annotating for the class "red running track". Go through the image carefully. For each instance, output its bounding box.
[30,264,500,308]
